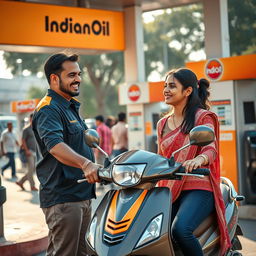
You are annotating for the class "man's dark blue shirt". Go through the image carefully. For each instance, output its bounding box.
[32,89,96,208]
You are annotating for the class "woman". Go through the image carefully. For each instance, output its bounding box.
[157,68,231,256]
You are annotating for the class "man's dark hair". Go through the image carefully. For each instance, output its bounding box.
[95,115,104,123]
[118,112,126,122]
[44,53,79,84]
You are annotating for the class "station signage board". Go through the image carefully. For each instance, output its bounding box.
[186,54,256,82]
[0,1,125,51]
[128,85,141,102]
[11,99,40,113]
[205,59,223,80]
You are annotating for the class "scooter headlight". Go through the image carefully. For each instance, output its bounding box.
[86,216,97,249]
[112,164,146,187]
[135,214,163,248]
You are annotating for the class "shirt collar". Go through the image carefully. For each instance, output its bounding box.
[47,89,80,109]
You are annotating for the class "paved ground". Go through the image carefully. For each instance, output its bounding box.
[0,157,48,256]
[0,156,255,255]
[237,219,256,256]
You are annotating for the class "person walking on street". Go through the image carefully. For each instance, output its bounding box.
[0,122,19,178]
[111,112,128,157]
[32,53,100,256]
[95,115,112,165]
[16,113,38,191]
[105,115,116,129]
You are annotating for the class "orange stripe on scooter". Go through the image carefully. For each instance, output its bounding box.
[105,190,148,235]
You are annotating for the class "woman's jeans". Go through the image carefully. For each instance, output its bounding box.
[171,190,215,256]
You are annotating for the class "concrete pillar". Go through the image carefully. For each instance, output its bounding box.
[123,6,146,150]
[124,6,145,83]
[203,0,230,58]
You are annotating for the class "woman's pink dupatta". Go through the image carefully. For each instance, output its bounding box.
[157,109,231,256]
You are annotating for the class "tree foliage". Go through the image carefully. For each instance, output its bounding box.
[78,52,124,117]
[228,0,256,55]
[26,85,47,100]
[3,52,48,75]
[4,51,124,118]
[143,4,204,78]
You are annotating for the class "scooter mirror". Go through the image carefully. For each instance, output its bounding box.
[189,125,215,146]
[84,129,100,148]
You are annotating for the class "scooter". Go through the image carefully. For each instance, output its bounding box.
[79,125,244,256]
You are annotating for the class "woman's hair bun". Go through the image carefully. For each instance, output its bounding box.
[198,78,210,89]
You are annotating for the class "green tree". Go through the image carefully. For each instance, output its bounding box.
[3,52,48,75]
[143,4,204,78]
[3,52,124,118]
[26,85,47,100]
[78,52,124,117]
[228,0,256,55]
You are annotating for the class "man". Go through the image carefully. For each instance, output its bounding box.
[111,112,128,157]
[32,53,100,256]
[16,113,38,191]
[0,122,19,178]
[95,115,112,165]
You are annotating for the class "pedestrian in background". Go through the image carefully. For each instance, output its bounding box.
[95,115,112,165]
[0,122,19,178]
[16,113,38,191]
[105,115,116,129]
[32,53,100,256]
[111,112,128,157]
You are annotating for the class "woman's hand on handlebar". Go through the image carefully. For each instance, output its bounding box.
[182,156,205,173]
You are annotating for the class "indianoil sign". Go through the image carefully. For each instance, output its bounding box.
[128,85,141,102]
[205,59,223,80]
[11,99,41,113]
[186,54,256,82]
[0,1,125,51]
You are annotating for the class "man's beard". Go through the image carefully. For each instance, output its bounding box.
[59,79,80,97]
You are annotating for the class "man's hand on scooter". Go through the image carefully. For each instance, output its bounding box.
[82,160,100,183]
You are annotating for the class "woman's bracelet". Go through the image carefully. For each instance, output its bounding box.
[197,154,208,165]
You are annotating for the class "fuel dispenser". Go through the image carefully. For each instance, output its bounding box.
[244,131,256,202]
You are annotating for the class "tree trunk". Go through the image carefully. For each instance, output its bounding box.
[95,87,106,116]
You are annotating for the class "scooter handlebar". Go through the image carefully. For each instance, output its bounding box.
[191,168,210,175]
[176,167,210,176]
[77,167,111,184]
[98,167,112,185]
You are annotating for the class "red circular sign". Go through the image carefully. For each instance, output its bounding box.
[205,59,223,80]
[128,85,141,102]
